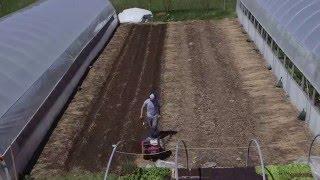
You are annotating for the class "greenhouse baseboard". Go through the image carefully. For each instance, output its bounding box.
[237,5,320,135]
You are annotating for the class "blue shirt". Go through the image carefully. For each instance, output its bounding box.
[143,98,157,117]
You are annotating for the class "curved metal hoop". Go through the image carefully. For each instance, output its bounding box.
[104,141,121,180]
[0,161,11,180]
[175,140,189,180]
[308,134,320,163]
[246,139,266,180]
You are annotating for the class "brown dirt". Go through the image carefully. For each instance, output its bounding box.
[66,24,166,171]
[31,24,133,178]
[32,19,312,178]
[160,20,311,168]
[31,23,167,177]
[223,19,312,165]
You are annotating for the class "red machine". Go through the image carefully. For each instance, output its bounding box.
[141,137,164,159]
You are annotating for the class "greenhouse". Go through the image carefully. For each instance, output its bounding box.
[0,0,118,177]
[237,0,320,135]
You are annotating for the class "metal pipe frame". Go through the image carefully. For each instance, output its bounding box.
[0,155,11,180]
[246,139,266,180]
[174,140,189,180]
[308,134,320,164]
[104,141,121,180]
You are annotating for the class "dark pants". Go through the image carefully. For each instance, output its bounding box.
[147,116,159,138]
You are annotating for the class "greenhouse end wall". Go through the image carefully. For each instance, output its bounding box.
[237,1,320,136]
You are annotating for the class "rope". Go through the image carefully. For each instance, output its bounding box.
[113,140,310,156]
[115,150,172,156]
[170,139,309,150]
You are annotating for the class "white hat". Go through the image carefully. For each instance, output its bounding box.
[149,93,155,100]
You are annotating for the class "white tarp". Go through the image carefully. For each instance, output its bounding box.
[118,8,152,23]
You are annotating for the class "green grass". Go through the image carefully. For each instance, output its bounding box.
[111,0,236,21]
[111,0,236,12]
[111,167,171,180]
[153,9,235,22]
[26,172,104,180]
[0,0,36,18]
[256,163,314,180]
[29,167,171,180]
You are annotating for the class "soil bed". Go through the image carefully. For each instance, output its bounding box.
[66,24,167,171]
[160,20,311,168]
[32,20,311,178]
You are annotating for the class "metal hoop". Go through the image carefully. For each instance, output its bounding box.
[104,141,121,180]
[246,139,266,180]
[308,134,320,163]
[175,140,189,180]
[0,157,11,180]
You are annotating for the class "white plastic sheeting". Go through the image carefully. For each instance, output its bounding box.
[240,0,320,96]
[118,8,152,23]
[0,0,118,177]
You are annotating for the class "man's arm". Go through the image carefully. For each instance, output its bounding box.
[140,101,146,119]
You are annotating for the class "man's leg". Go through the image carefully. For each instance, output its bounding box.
[151,116,159,138]
[147,116,153,127]
[151,116,158,129]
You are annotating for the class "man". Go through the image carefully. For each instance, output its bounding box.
[140,93,160,136]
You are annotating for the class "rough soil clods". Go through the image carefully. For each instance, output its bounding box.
[161,20,311,167]
[32,24,166,177]
[66,24,166,171]
[32,20,311,178]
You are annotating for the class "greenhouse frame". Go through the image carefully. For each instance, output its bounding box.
[0,0,118,178]
[237,0,320,135]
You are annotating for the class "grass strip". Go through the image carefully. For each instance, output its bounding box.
[153,9,235,22]
[256,163,313,180]
[28,167,171,180]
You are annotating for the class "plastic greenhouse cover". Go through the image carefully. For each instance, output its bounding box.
[0,0,116,154]
[241,0,320,95]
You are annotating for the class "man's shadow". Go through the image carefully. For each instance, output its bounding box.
[158,130,177,139]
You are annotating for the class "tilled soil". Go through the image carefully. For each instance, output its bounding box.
[66,24,166,171]
[160,20,311,168]
[31,24,166,177]
[32,19,311,177]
